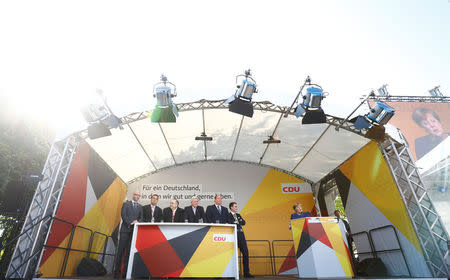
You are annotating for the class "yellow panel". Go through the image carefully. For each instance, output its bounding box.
[239,168,315,274]
[39,177,127,277]
[241,169,306,216]
[339,141,422,253]
[290,218,305,252]
[322,219,354,277]
[181,226,234,277]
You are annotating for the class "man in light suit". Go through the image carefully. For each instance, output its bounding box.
[184,196,205,223]
[143,194,163,222]
[114,190,143,279]
[205,194,229,223]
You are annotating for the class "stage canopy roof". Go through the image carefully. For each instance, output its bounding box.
[84,99,372,184]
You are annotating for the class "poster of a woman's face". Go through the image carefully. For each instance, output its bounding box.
[412,108,449,160]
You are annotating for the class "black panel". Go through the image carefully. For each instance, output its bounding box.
[296,231,318,258]
[132,252,151,278]
[334,170,352,208]
[167,226,210,265]
[88,147,116,200]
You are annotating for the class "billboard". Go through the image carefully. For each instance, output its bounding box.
[370,101,449,162]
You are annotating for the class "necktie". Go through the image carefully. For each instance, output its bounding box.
[217,205,221,213]
[172,210,175,222]
[133,202,136,211]
[193,207,196,215]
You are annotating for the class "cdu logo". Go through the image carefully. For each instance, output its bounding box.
[281,183,312,194]
[213,234,234,242]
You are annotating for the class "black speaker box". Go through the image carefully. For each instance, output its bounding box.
[356,257,388,277]
[76,257,107,277]
[0,180,25,215]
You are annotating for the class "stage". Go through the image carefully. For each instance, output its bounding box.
[35,276,447,280]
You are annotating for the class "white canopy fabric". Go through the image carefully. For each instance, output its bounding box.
[86,100,370,184]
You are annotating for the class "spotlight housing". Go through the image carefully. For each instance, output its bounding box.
[81,89,122,139]
[353,101,395,130]
[225,69,258,118]
[295,85,328,124]
[195,132,213,141]
[151,74,179,123]
[263,136,281,144]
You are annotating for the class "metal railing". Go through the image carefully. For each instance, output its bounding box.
[1,216,115,279]
[1,217,423,278]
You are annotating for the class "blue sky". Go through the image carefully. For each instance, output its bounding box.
[0,0,449,139]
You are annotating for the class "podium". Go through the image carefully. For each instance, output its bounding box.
[126,223,239,279]
[290,217,354,278]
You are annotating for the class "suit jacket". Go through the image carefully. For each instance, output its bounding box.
[143,204,163,222]
[227,212,246,231]
[120,200,143,233]
[162,207,185,223]
[205,204,229,224]
[338,218,353,242]
[184,206,205,223]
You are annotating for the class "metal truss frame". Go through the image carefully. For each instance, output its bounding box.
[117,99,366,136]
[380,136,449,278]
[369,95,450,103]
[6,137,78,279]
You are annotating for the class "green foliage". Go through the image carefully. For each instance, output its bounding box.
[334,194,347,219]
[0,93,52,200]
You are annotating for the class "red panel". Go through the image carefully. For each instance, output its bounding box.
[311,206,317,217]
[138,240,185,277]
[135,225,168,251]
[278,245,297,274]
[305,220,332,249]
[40,142,90,265]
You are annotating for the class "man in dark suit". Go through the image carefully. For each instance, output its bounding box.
[163,198,184,222]
[114,190,143,278]
[228,202,253,278]
[143,194,163,222]
[184,196,205,223]
[206,194,229,223]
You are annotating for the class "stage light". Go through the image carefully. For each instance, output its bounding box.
[225,69,258,118]
[263,136,281,144]
[429,86,443,97]
[151,74,179,123]
[353,101,395,130]
[195,132,213,141]
[81,89,122,139]
[295,85,327,124]
[377,84,389,96]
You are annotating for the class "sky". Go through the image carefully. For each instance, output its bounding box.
[1,0,449,139]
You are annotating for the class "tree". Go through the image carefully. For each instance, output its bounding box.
[0,91,53,277]
[334,194,347,219]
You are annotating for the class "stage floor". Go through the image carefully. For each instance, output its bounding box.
[34,275,447,280]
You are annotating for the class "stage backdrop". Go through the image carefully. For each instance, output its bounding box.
[128,161,316,275]
[330,141,431,277]
[38,142,127,277]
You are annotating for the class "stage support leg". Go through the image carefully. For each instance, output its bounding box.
[6,137,78,279]
[381,136,449,278]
